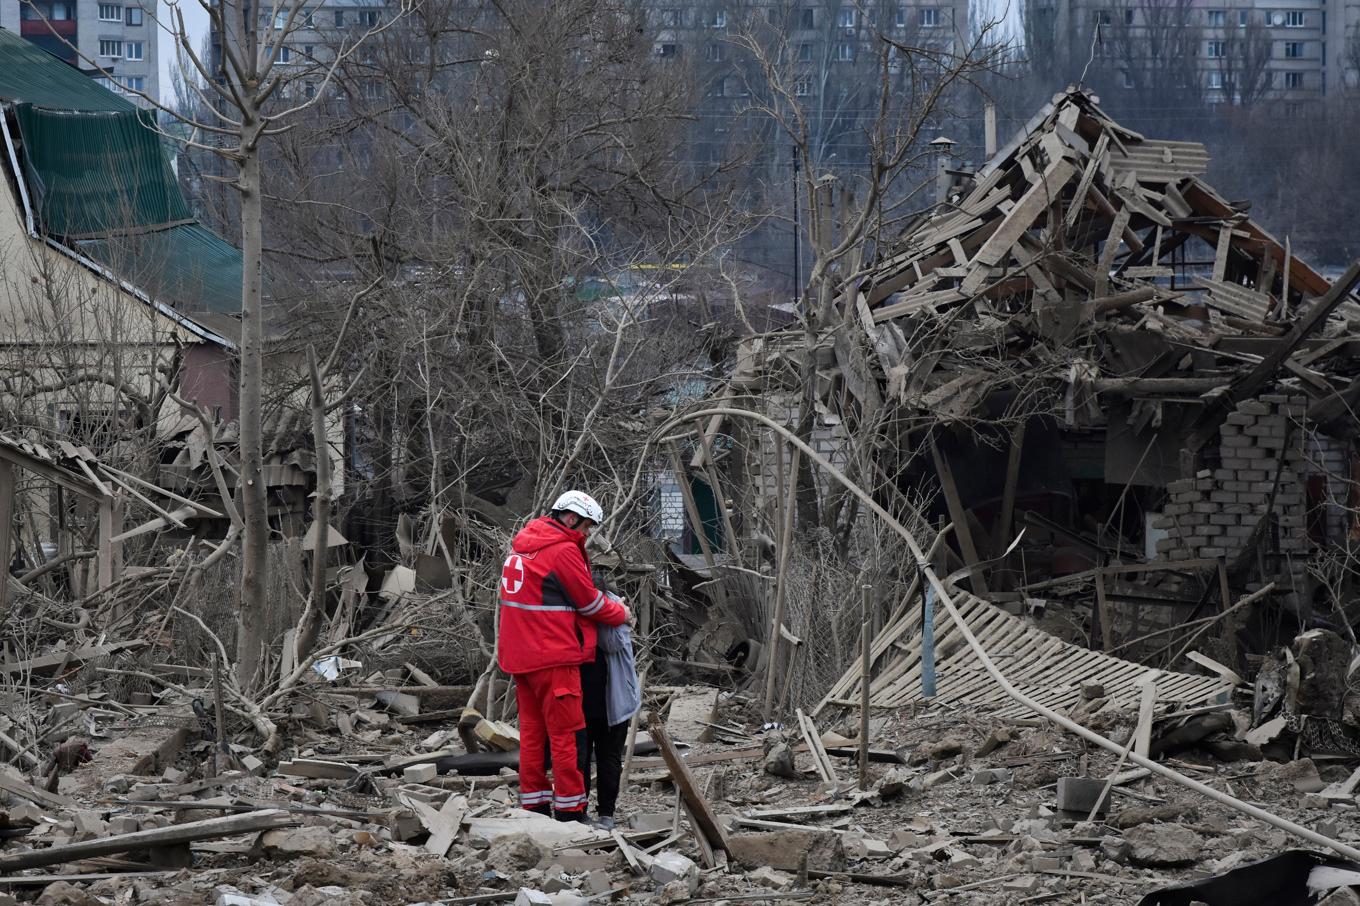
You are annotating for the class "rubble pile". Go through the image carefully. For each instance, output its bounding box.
[0,670,1358,905]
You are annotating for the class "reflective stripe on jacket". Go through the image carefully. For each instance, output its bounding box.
[496,516,627,675]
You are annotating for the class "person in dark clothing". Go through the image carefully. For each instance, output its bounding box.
[577,648,629,829]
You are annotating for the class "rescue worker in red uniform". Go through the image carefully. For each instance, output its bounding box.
[497,491,630,822]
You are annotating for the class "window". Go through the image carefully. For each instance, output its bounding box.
[125,6,142,24]
[121,75,144,91]
[125,40,143,60]
[1285,10,1304,26]
[303,9,313,26]
[357,9,378,26]
[660,8,678,27]
[98,3,121,20]
[894,7,907,27]
[800,8,815,28]
[709,8,726,27]
[1123,8,1133,24]
[765,8,779,24]
[1122,71,1134,88]
[276,44,291,62]
[657,42,678,57]
[1206,40,1225,56]
[304,81,316,98]
[1092,9,1111,25]
[1207,9,1225,26]
[99,39,122,56]
[1207,70,1224,87]
[1284,40,1303,57]
[333,9,343,26]
[705,42,723,61]
[919,7,940,27]
[1285,70,1303,87]
[1239,10,1249,25]
[711,76,729,97]
[798,41,813,61]
[834,41,854,61]
[837,7,855,28]
[94,76,115,91]
[303,44,314,57]
[794,76,812,96]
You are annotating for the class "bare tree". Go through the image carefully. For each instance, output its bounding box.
[1217,10,1274,108]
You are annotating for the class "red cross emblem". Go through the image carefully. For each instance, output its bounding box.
[501,554,525,595]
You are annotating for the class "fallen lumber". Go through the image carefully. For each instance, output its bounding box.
[0,770,74,810]
[656,405,1360,864]
[0,809,294,872]
[647,713,729,863]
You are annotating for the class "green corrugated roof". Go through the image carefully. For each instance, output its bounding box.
[76,224,245,316]
[0,28,133,112]
[0,29,245,321]
[15,105,193,236]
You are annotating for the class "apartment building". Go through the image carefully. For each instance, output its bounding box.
[1036,0,1360,101]
[0,0,159,105]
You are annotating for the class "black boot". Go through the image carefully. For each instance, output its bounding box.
[554,809,588,823]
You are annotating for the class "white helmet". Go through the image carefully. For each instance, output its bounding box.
[551,490,605,524]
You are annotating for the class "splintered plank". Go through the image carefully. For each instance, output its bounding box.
[0,810,295,872]
[962,158,1079,295]
[647,715,729,863]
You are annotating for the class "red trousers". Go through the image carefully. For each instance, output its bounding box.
[514,665,587,815]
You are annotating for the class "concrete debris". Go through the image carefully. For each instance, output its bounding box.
[486,832,545,872]
[746,865,795,890]
[258,826,340,860]
[1122,823,1204,867]
[649,851,699,894]
[1317,888,1360,906]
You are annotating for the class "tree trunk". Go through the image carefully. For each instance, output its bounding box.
[236,124,270,690]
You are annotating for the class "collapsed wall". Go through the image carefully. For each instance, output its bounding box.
[1152,393,1355,612]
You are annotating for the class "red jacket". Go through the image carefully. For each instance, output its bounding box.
[496,516,627,675]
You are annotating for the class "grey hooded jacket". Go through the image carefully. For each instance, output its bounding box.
[595,620,641,726]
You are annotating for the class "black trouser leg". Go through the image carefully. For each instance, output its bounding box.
[593,720,629,818]
[576,726,594,805]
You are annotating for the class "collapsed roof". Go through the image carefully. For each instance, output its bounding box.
[842,87,1360,451]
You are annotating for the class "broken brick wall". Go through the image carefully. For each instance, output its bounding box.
[1151,393,1353,611]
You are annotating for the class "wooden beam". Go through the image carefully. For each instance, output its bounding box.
[0,809,295,872]
[647,714,729,862]
[1094,569,1114,651]
[995,423,1025,558]
[928,435,989,594]
[1187,260,1360,451]
[668,445,727,610]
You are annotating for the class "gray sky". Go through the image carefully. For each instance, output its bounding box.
[158,0,210,107]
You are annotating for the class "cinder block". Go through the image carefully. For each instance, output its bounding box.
[1202,524,1224,536]
[1057,777,1110,816]
[1239,470,1268,482]
[1192,503,1217,514]
[1200,546,1229,557]
[1236,401,1271,416]
[1225,412,1255,427]
[1209,491,1238,504]
[1208,514,1238,526]
[1163,504,1191,516]
[1166,479,1196,494]
[1221,435,1251,448]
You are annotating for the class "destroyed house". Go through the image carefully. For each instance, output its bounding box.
[0,32,326,543]
[0,28,240,419]
[715,87,1360,669]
